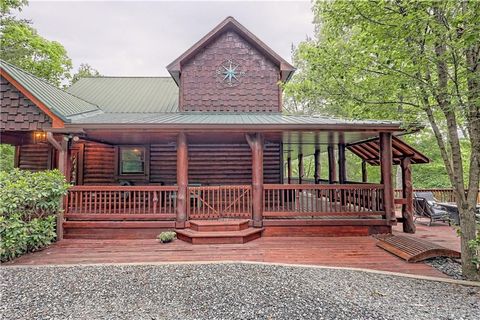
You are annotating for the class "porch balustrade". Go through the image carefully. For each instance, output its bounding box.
[263,184,385,218]
[64,184,389,221]
[394,188,480,204]
[64,186,178,216]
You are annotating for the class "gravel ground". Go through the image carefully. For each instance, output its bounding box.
[425,257,465,280]
[1,263,479,320]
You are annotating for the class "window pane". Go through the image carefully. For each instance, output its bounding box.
[122,161,144,174]
[120,147,145,174]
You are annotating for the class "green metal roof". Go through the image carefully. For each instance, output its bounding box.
[0,60,99,120]
[71,112,400,127]
[67,77,179,113]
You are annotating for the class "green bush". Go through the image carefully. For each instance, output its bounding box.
[0,214,56,262]
[0,169,69,262]
[0,169,70,220]
[157,231,176,243]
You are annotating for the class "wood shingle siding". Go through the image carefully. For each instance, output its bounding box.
[181,31,281,113]
[1,76,52,131]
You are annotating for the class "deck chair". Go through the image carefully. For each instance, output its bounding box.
[413,194,450,226]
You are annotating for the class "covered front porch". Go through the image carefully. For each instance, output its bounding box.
[41,122,427,241]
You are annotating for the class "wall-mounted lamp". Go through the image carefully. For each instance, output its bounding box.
[33,131,47,144]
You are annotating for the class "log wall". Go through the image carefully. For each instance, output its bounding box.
[82,142,115,184]
[16,144,52,171]
[14,141,282,186]
[150,144,177,185]
[188,142,281,185]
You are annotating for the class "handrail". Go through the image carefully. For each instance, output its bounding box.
[265,183,384,189]
[263,184,385,218]
[68,185,178,191]
[65,185,178,215]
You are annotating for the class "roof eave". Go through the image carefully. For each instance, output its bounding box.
[65,122,402,132]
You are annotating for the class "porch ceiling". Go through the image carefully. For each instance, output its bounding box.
[70,129,383,149]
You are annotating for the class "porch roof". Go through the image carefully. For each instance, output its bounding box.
[347,136,430,165]
[68,112,400,128]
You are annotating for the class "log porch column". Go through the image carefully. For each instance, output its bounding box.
[298,153,304,184]
[314,147,320,184]
[287,156,292,184]
[361,160,368,183]
[47,133,71,241]
[327,145,336,184]
[246,133,264,227]
[401,157,415,233]
[176,132,188,228]
[338,143,346,184]
[379,132,396,225]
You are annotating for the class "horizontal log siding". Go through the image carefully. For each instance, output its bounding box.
[150,144,177,185]
[17,144,51,171]
[82,142,115,184]
[188,142,281,185]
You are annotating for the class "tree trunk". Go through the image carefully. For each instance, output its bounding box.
[433,5,478,280]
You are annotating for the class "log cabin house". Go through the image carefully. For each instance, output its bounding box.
[0,17,429,243]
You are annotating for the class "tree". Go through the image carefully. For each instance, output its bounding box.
[69,63,101,87]
[285,0,479,279]
[0,0,72,86]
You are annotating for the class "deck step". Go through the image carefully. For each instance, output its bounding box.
[176,227,263,244]
[189,219,249,232]
[375,234,461,262]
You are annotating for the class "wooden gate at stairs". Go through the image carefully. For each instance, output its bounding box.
[188,185,252,220]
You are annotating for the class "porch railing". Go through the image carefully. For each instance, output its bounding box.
[65,186,178,217]
[263,184,385,218]
[394,188,480,204]
[188,185,252,220]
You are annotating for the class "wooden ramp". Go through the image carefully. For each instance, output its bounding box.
[375,234,461,262]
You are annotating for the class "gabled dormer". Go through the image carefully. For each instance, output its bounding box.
[167,17,295,113]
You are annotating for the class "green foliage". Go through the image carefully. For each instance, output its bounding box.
[0,169,70,221]
[0,0,28,16]
[0,214,56,262]
[0,19,72,86]
[157,231,176,243]
[0,144,14,172]
[68,63,101,87]
[284,0,478,189]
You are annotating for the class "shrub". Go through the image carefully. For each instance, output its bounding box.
[0,169,69,262]
[157,231,176,243]
[0,214,56,262]
[0,169,70,220]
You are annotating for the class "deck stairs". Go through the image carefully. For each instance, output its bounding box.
[176,219,263,244]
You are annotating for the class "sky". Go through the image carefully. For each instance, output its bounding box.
[19,1,315,76]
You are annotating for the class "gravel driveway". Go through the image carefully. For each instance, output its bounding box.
[1,263,479,320]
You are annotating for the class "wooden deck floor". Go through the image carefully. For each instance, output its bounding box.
[6,235,447,278]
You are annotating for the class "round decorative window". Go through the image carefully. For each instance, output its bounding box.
[216,59,246,87]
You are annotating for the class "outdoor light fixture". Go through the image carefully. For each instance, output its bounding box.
[33,131,47,144]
